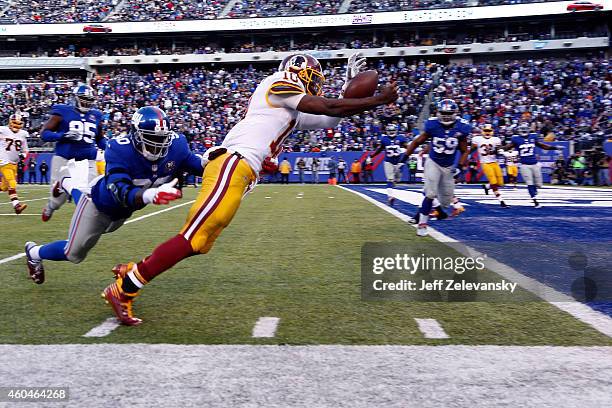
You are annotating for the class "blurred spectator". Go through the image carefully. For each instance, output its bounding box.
[337,158,347,183]
[27,157,36,183]
[39,160,49,184]
[350,159,361,183]
[311,157,320,184]
[279,157,291,184]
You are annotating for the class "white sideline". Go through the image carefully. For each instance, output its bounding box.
[83,318,120,338]
[0,197,48,206]
[252,317,280,338]
[337,185,612,338]
[415,318,449,339]
[0,200,196,266]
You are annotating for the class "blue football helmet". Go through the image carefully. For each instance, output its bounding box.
[386,124,398,138]
[74,84,96,113]
[437,99,458,126]
[130,106,173,161]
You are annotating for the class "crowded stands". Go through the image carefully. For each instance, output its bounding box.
[0,0,573,23]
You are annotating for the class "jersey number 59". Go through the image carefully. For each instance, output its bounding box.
[432,137,458,154]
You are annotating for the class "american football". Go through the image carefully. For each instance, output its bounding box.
[0,0,611,407]
[343,70,379,98]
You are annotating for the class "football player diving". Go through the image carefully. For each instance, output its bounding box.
[104,53,398,325]
[24,106,204,284]
[0,113,29,214]
[403,99,474,237]
[40,84,106,222]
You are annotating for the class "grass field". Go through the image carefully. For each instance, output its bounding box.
[1,184,611,346]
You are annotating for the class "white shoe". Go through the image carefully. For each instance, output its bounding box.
[417,224,428,237]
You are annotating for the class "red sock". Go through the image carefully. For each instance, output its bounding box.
[137,234,194,282]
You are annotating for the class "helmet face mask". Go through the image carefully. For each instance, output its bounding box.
[131,107,173,161]
[386,125,398,138]
[518,125,530,137]
[437,99,458,126]
[279,54,325,96]
[8,113,23,133]
[74,85,96,113]
[482,124,494,138]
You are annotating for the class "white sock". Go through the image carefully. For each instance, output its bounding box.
[486,183,491,189]
[11,200,19,208]
[419,214,429,225]
[61,177,77,195]
[432,198,440,207]
[387,187,393,198]
[30,245,42,261]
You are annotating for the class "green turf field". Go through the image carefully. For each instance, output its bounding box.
[0,184,610,345]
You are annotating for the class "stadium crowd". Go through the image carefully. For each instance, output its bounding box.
[433,57,611,143]
[0,0,570,23]
[0,57,608,155]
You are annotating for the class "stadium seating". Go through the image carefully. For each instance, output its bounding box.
[0,0,574,23]
[1,57,608,152]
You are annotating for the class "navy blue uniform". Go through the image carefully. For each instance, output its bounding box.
[381,135,407,165]
[425,117,472,167]
[511,133,539,165]
[42,104,105,161]
[92,133,203,220]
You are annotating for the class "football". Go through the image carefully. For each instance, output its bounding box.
[343,70,379,98]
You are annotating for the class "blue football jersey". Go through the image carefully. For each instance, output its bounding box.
[48,104,105,161]
[381,134,407,165]
[425,118,472,167]
[511,133,539,165]
[91,133,203,220]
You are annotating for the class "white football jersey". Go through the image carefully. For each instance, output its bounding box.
[472,135,501,164]
[222,70,339,173]
[504,150,519,166]
[0,126,29,165]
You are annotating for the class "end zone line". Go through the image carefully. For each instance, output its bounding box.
[83,318,120,338]
[415,318,449,339]
[0,200,196,266]
[337,185,612,338]
[252,317,280,338]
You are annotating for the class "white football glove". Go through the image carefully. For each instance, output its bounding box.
[63,131,83,141]
[345,52,367,83]
[143,178,182,205]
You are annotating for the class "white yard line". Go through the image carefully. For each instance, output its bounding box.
[82,318,120,338]
[415,318,449,339]
[0,200,196,266]
[252,317,280,338]
[0,197,48,206]
[337,185,612,338]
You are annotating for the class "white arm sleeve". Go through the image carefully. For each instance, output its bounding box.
[295,112,342,130]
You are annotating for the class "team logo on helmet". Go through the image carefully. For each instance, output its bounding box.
[437,99,458,126]
[278,53,325,96]
[74,84,96,113]
[130,106,173,162]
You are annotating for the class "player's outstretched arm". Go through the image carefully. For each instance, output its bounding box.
[40,115,63,142]
[296,83,398,118]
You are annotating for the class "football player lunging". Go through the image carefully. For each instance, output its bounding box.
[0,113,29,214]
[471,124,508,208]
[371,123,407,206]
[104,53,398,325]
[40,84,106,222]
[505,124,558,208]
[403,99,472,237]
[24,107,203,284]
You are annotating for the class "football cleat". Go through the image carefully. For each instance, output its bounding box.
[387,197,395,207]
[416,224,429,237]
[25,241,44,284]
[111,262,135,279]
[436,207,448,220]
[482,184,490,195]
[533,199,541,208]
[102,278,142,326]
[14,203,27,214]
[500,201,510,208]
[41,206,54,222]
